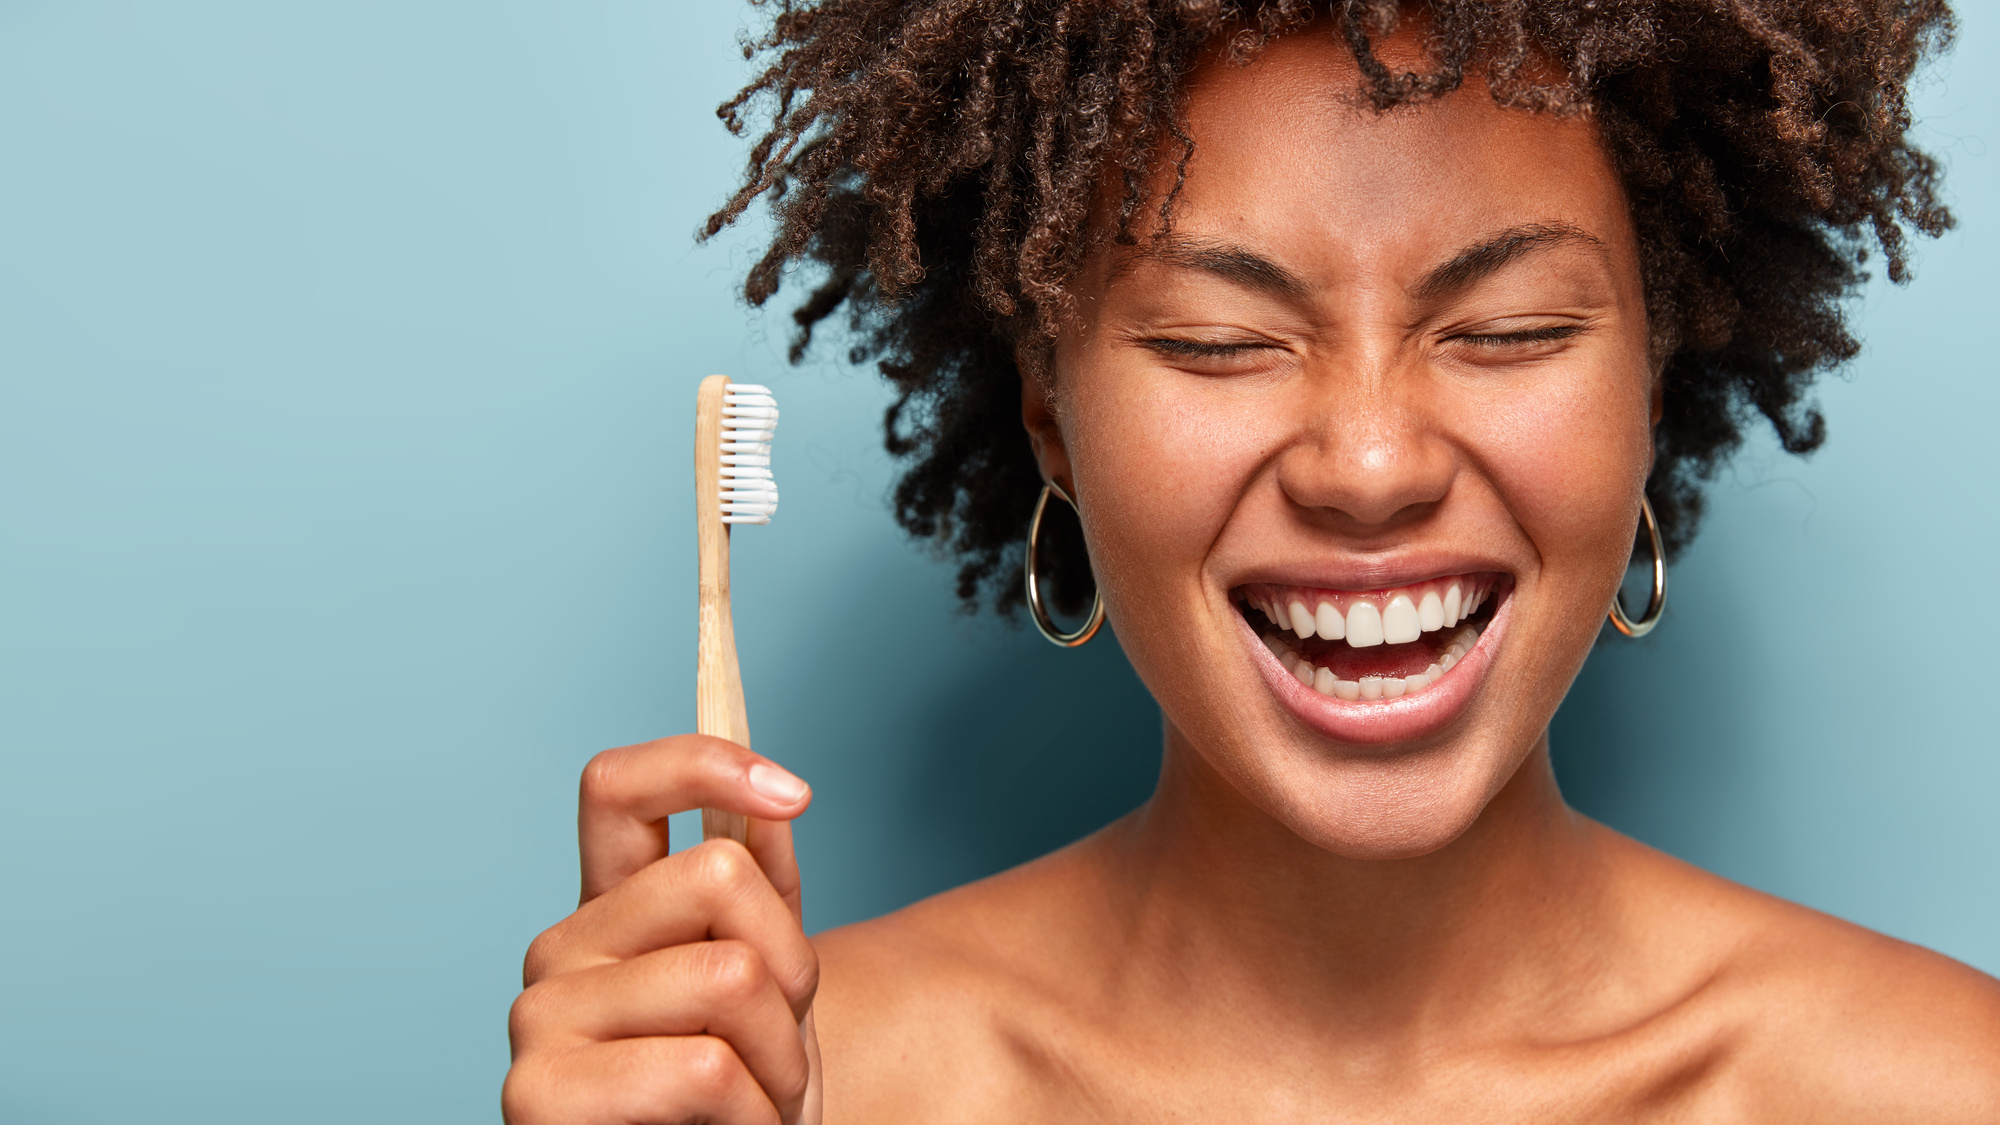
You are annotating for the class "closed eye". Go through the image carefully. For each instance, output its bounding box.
[1451,325,1585,347]
[1141,337,1280,359]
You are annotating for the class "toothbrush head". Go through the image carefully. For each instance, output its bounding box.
[718,382,778,525]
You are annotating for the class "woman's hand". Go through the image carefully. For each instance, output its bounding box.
[502,735,822,1125]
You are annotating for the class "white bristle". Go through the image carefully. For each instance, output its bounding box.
[719,381,778,524]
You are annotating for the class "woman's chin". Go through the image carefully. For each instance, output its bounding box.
[1179,582,1542,860]
[1272,788,1500,861]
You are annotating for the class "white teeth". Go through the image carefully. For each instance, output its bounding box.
[1314,601,1344,640]
[1284,654,1456,703]
[1253,582,1493,705]
[1418,591,1444,632]
[1288,601,1316,639]
[1289,654,1457,704]
[1250,579,1494,645]
[1345,602,1384,648]
[1382,594,1421,644]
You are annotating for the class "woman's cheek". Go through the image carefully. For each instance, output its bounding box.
[1073,369,1263,578]
[1469,365,1651,564]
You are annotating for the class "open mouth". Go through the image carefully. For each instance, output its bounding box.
[1236,573,1506,702]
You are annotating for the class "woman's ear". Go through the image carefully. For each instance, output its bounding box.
[1018,345,1073,494]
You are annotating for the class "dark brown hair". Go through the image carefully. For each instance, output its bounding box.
[704,0,1953,614]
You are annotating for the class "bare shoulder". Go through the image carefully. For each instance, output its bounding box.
[1604,831,2000,1122]
[808,834,1116,1124]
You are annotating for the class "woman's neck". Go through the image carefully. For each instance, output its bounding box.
[1091,724,1615,1045]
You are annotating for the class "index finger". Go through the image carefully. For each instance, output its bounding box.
[577,735,811,904]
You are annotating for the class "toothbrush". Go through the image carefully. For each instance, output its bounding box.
[694,375,778,846]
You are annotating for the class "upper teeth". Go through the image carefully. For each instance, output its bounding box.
[1252,576,1493,647]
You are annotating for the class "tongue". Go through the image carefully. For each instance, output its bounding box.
[1291,633,1450,681]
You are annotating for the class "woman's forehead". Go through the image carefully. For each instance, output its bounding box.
[1118,32,1631,293]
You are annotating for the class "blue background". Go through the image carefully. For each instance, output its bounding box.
[1,2,1993,1120]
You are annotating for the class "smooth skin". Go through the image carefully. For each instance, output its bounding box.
[503,28,2000,1125]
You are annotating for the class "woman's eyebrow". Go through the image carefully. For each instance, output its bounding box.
[1411,222,1606,300]
[1128,238,1312,301]
[1127,222,1603,302]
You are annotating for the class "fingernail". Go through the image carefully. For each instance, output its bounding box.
[747,762,807,804]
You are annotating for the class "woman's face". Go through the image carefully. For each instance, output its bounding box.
[1029,32,1656,859]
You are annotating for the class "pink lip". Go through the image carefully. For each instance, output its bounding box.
[1239,580,1513,746]
[1233,554,1511,595]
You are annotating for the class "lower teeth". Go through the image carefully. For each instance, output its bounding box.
[1264,625,1481,702]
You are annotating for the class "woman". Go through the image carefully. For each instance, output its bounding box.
[504,2,2000,1121]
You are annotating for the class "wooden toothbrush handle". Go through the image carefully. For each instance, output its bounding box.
[695,375,751,846]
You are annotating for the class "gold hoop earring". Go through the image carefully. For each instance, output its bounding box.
[1025,480,1105,648]
[1609,494,1667,638]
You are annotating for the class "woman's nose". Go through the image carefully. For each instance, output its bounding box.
[1274,373,1455,533]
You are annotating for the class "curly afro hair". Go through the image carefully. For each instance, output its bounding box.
[703,0,1954,615]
